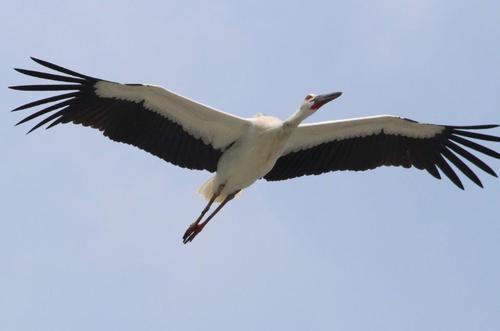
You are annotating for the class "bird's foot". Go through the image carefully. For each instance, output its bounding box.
[182,222,205,244]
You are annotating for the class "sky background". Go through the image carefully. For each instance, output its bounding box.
[1,1,499,330]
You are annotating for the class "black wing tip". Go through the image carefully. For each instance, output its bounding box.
[29,57,58,70]
[449,135,500,159]
[30,56,47,65]
[27,126,38,134]
[12,57,49,71]
[453,177,465,190]
[451,129,500,142]
[17,116,59,134]
[29,57,58,69]
[450,177,465,190]
[12,104,29,112]
[7,84,82,91]
[469,176,484,189]
[447,124,499,130]
[26,57,94,80]
[472,178,484,188]
[15,117,31,127]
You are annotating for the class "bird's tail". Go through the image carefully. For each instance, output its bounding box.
[197,177,243,203]
[198,177,223,202]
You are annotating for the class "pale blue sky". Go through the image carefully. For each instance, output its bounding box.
[1,1,499,330]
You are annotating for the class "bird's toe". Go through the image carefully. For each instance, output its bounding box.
[182,223,204,244]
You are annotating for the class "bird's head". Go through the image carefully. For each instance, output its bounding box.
[301,92,343,112]
[286,91,342,127]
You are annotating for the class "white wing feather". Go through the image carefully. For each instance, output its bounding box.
[95,81,250,150]
[283,115,445,154]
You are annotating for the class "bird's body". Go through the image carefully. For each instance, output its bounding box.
[10,58,500,243]
[205,115,289,201]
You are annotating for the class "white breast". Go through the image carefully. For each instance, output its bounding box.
[215,116,288,195]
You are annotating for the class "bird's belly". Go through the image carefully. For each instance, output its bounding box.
[215,131,287,194]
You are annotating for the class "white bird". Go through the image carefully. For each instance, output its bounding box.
[11,58,500,243]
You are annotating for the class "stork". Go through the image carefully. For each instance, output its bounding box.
[10,58,500,243]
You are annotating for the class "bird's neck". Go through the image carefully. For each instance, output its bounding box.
[284,108,312,128]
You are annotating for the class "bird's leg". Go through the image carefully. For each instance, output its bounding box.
[198,191,238,228]
[194,193,219,226]
[182,192,219,243]
[183,191,239,244]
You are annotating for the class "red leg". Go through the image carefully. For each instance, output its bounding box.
[182,192,218,243]
[182,191,238,244]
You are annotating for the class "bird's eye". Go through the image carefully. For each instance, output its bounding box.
[305,94,314,101]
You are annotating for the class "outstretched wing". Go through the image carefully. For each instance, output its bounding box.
[10,58,250,172]
[265,115,499,189]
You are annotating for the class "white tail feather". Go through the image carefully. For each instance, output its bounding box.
[198,177,243,202]
[198,177,224,202]
[198,177,215,201]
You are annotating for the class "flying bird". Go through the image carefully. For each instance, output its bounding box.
[10,58,500,243]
